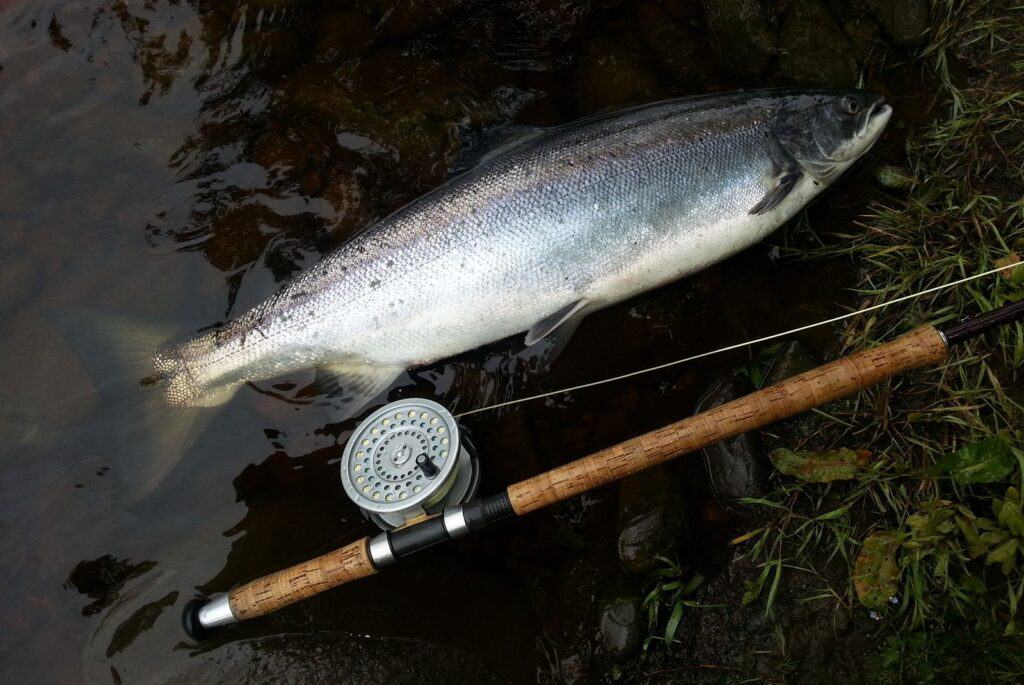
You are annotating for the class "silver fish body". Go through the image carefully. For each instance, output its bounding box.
[156,90,892,408]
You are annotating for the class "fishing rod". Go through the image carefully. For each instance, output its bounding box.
[182,297,1024,639]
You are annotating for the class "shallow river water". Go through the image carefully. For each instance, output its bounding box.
[0,0,929,681]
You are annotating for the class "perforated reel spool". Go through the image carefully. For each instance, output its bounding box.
[340,398,480,530]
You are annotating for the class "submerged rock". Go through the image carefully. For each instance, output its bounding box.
[314,12,376,64]
[65,555,157,617]
[701,0,776,78]
[867,0,930,47]
[151,632,498,684]
[616,465,690,574]
[777,0,858,87]
[243,27,299,80]
[598,592,645,662]
[106,591,177,658]
[575,40,663,113]
[697,373,769,504]
[354,0,475,40]
[636,2,708,86]
[663,0,701,22]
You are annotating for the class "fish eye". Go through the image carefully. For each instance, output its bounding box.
[842,96,861,115]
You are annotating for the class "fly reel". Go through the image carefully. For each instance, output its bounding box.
[340,398,479,530]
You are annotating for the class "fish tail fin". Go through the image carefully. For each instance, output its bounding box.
[48,309,235,501]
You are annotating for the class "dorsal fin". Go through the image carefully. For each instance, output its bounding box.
[450,124,548,177]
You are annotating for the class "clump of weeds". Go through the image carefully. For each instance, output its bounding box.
[731,1,1024,682]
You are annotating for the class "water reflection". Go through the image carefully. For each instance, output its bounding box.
[0,0,920,680]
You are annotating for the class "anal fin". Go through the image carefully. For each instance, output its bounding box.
[313,361,405,420]
[749,171,802,215]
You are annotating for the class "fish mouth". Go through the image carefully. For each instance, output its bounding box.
[858,97,892,140]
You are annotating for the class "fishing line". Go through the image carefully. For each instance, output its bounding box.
[456,263,1018,418]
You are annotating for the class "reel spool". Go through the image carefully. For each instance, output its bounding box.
[340,398,479,530]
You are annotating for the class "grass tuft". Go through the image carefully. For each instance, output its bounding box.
[734,1,1024,681]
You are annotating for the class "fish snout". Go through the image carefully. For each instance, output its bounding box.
[858,93,892,140]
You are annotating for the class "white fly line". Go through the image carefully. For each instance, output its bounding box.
[456,262,1020,418]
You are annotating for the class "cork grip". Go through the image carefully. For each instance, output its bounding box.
[507,325,948,515]
[228,537,376,620]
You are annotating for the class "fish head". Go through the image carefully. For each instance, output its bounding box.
[775,91,892,183]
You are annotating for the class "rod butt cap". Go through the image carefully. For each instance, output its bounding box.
[182,597,211,641]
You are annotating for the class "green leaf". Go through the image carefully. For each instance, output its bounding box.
[765,558,783,616]
[664,600,684,647]
[960,574,986,595]
[929,434,1015,484]
[854,531,902,609]
[958,515,997,559]
[906,501,956,539]
[934,550,949,578]
[986,538,1019,574]
[996,488,1024,536]
[815,504,852,521]
[769,447,865,482]
[682,573,705,595]
[739,343,783,389]
[742,564,772,605]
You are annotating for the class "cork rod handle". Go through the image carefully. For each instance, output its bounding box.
[186,324,955,638]
[506,325,948,515]
[227,537,376,620]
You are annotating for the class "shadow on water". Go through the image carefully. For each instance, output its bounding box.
[0,0,936,681]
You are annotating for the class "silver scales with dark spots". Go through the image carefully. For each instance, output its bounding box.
[148,89,891,483]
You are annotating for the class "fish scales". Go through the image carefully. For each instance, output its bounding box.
[157,90,892,410]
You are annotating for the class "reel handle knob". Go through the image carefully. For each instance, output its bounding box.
[415,452,439,478]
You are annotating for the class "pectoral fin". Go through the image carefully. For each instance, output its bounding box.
[525,299,589,347]
[749,171,802,215]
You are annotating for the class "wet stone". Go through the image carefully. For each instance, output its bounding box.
[873,165,915,191]
[842,17,884,64]
[363,0,475,40]
[252,126,310,175]
[701,0,776,78]
[148,632,498,684]
[598,593,644,662]
[777,0,858,87]
[762,339,822,388]
[697,373,769,504]
[575,40,663,113]
[636,2,708,87]
[663,0,701,22]
[617,465,690,574]
[867,0,931,47]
